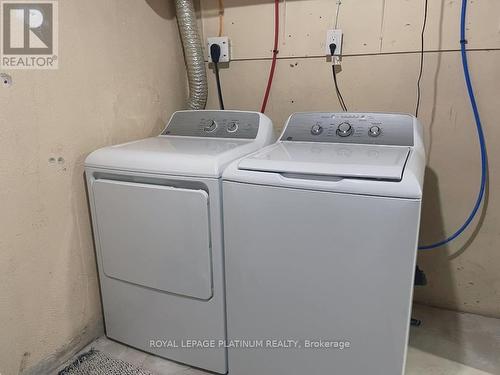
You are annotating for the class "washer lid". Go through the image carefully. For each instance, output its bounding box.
[238,142,410,181]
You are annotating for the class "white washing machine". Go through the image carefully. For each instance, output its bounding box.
[222,112,426,375]
[85,110,274,374]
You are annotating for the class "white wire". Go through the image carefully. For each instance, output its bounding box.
[282,0,287,46]
[334,0,342,29]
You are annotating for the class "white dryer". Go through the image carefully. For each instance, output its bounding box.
[222,112,425,375]
[85,110,274,374]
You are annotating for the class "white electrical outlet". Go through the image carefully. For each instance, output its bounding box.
[207,36,230,63]
[325,29,343,60]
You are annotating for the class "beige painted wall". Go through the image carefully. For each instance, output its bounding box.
[0,1,186,374]
[200,0,500,317]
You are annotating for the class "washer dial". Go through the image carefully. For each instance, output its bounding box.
[369,126,382,137]
[337,122,353,137]
[311,124,323,135]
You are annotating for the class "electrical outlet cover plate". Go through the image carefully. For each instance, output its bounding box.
[207,36,230,63]
[325,29,343,56]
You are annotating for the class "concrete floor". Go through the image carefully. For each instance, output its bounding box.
[58,305,500,375]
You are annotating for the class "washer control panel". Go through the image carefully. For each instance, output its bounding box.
[163,111,260,139]
[280,113,414,146]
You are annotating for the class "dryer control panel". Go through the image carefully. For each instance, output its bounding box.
[280,113,414,146]
[163,111,260,139]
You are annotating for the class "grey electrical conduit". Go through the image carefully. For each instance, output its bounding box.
[175,0,208,110]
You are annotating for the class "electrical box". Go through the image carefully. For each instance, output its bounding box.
[325,29,343,65]
[207,37,230,63]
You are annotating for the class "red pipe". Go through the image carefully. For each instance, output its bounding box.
[260,0,280,113]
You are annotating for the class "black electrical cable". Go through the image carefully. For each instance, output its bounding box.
[415,0,429,117]
[329,43,348,111]
[332,66,348,111]
[210,43,225,110]
[213,63,224,110]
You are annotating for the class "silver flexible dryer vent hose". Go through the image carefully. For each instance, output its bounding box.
[175,0,208,110]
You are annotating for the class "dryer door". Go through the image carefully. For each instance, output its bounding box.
[92,179,212,300]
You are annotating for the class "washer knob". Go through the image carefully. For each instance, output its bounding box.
[227,121,238,133]
[311,124,323,135]
[337,122,353,137]
[369,126,381,137]
[204,120,218,132]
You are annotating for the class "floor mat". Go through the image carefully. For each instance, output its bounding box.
[58,349,154,375]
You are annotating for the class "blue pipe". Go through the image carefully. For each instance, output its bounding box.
[418,0,488,250]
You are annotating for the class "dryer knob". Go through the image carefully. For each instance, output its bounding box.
[337,122,353,137]
[227,122,239,133]
[204,120,218,132]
